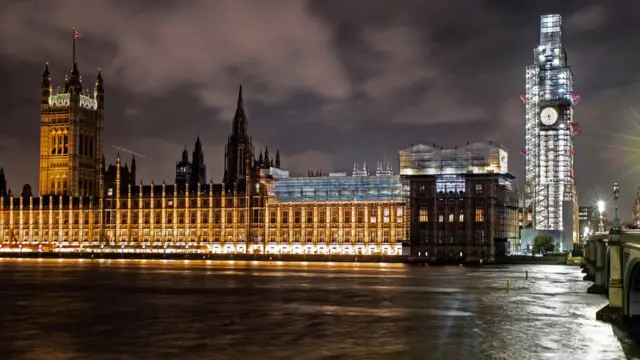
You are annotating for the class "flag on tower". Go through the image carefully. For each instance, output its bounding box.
[73,28,81,39]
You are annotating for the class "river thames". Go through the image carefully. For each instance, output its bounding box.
[0,259,634,359]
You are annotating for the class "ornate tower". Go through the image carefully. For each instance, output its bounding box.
[175,147,191,186]
[522,15,580,248]
[39,28,103,197]
[223,85,253,185]
[190,136,206,189]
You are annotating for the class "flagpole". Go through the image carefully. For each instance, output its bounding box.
[72,26,76,65]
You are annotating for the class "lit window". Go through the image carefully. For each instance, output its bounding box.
[438,214,444,223]
[459,213,464,222]
[448,213,453,222]
[475,208,485,222]
[419,208,428,223]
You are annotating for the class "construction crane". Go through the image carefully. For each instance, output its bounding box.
[112,145,146,158]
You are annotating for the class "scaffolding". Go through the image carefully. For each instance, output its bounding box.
[399,142,508,176]
[524,14,578,232]
[269,175,407,203]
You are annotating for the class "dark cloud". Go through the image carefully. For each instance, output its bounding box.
[1,0,639,219]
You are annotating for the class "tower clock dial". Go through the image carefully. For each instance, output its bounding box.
[540,107,558,125]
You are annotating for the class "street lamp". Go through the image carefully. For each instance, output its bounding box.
[597,200,605,233]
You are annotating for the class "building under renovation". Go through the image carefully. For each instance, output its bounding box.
[400,142,520,260]
[522,14,580,250]
[265,162,407,255]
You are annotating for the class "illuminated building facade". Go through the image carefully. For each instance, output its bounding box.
[267,174,407,255]
[400,143,520,260]
[0,163,406,255]
[39,60,103,198]
[522,14,580,249]
[0,72,405,255]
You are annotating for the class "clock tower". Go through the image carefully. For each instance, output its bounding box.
[522,14,580,250]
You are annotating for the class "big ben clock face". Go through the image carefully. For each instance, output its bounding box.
[540,107,558,125]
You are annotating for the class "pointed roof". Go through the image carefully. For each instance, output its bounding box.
[95,69,103,92]
[43,62,50,78]
[232,84,247,136]
[237,84,244,109]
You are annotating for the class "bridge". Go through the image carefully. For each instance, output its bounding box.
[583,229,640,321]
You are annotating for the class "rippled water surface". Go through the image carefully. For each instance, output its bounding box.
[0,259,630,359]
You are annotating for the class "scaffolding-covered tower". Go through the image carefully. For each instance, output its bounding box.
[522,14,581,250]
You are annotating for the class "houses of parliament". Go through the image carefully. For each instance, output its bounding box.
[0,37,523,260]
[0,54,410,256]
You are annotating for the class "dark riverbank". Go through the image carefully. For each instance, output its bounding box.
[494,255,568,265]
[405,254,569,266]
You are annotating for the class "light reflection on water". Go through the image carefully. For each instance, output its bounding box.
[0,259,631,360]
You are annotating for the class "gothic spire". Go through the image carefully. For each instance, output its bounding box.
[275,149,281,168]
[42,63,52,105]
[182,146,189,162]
[95,69,103,90]
[42,63,50,83]
[232,84,247,137]
[194,135,202,152]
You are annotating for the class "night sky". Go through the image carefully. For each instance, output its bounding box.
[0,0,639,219]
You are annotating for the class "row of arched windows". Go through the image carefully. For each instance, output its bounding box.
[50,178,69,195]
[50,130,69,155]
[49,129,95,157]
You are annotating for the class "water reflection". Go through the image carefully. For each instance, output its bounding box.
[0,259,629,359]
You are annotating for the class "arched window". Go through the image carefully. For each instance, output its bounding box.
[63,133,69,154]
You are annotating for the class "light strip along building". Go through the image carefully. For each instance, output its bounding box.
[400,142,520,260]
[522,14,581,251]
